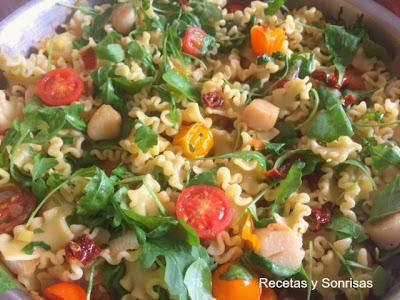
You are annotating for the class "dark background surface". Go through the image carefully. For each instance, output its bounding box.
[0,0,399,21]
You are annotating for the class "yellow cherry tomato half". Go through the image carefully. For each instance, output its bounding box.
[173,123,214,158]
[250,25,285,57]
[242,214,261,252]
[260,287,278,300]
[212,262,261,300]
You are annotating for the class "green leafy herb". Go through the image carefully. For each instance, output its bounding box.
[112,77,154,94]
[335,159,376,190]
[362,37,390,61]
[84,8,112,42]
[162,69,200,102]
[272,162,304,213]
[219,16,255,52]
[369,175,400,222]
[265,0,285,15]
[57,3,99,16]
[77,168,114,216]
[368,143,400,172]
[219,263,254,281]
[134,122,158,153]
[127,40,156,73]
[289,53,315,79]
[22,241,50,255]
[31,155,58,181]
[96,44,125,62]
[307,87,353,142]
[295,88,320,130]
[152,166,169,190]
[257,54,273,65]
[324,25,361,83]
[103,263,128,299]
[241,250,299,278]
[265,143,285,156]
[202,151,268,170]
[326,216,368,242]
[183,259,213,300]
[156,86,179,126]
[86,263,96,300]
[372,266,393,297]
[187,171,217,187]
[272,122,299,146]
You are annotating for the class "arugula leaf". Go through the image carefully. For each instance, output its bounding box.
[307,87,353,142]
[134,122,158,153]
[84,8,112,42]
[327,216,368,242]
[96,43,125,62]
[187,171,217,187]
[272,162,304,213]
[184,259,213,300]
[368,143,400,172]
[22,241,50,255]
[102,263,128,299]
[241,250,299,278]
[112,77,154,94]
[265,143,285,156]
[99,78,124,111]
[324,25,361,83]
[77,168,114,216]
[271,122,298,146]
[31,155,58,181]
[162,69,199,102]
[156,86,179,126]
[335,159,376,190]
[289,53,315,79]
[192,1,223,35]
[127,41,155,73]
[219,263,253,281]
[203,151,268,170]
[152,166,169,190]
[369,175,400,222]
[362,37,390,61]
[373,266,393,297]
[265,0,285,15]
[57,3,99,16]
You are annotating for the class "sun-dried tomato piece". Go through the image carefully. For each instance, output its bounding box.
[65,234,101,266]
[343,94,357,108]
[203,91,225,108]
[80,48,97,71]
[310,207,331,232]
[305,170,323,191]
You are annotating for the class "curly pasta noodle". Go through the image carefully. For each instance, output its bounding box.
[206,230,243,264]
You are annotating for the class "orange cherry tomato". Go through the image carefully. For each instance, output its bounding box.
[173,123,214,158]
[36,68,84,106]
[212,262,261,300]
[241,215,261,252]
[176,185,233,239]
[250,25,285,57]
[43,282,86,300]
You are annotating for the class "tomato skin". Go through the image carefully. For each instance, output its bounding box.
[250,25,285,57]
[37,68,84,106]
[173,123,214,159]
[212,262,261,300]
[0,186,36,234]
[182,27,207,57]
[43,282,86,300]
[176,185,233,239]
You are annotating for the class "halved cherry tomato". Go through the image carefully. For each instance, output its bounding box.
[227,3,247,13]
[343,66,365,90]
[80,48,97,71]
[250,25,285,57]
[36,68,84,106]
[260,288,278,300]
[212,262,261,300]
[43,282,86,300]
[241,215,261,252]
[173,123,214,158]
[176,185,233,239]
[182,27,207,57]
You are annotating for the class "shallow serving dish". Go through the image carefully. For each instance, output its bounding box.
[0,0,399,299]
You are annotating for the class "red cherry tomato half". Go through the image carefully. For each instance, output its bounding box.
[176,185,233,239]
[182,27,207,57]
[343,66,365,91]
[36,68,84,106]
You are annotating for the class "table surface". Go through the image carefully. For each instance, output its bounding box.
[0,0,399,21]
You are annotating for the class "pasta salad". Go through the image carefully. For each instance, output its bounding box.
[0,0,399,299]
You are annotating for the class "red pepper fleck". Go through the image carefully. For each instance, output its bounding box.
[311,70,340,89]
[276,79,288,89]
[227,3,247,13]
[202,91,225,108]
[80,48,97,71]
[343,94,357,108]
[65,234,101,266]
[262,158,297,179]
[311,207,331,232]
[261,167,285,179]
